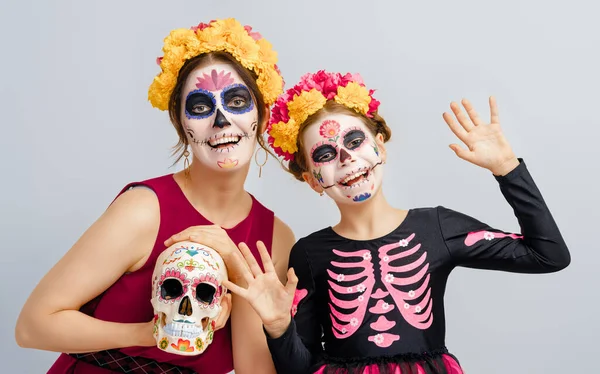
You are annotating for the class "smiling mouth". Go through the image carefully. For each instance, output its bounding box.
[199,133,249,151]
[337,167,371,188]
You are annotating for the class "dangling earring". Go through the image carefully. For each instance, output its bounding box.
[183,148,191,182]
[319,192,324,196]
[254,147,268,178]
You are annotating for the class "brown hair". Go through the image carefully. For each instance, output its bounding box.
[167,51,268,163]
[287,101,392,181]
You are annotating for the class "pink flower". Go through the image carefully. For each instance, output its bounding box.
[350,73,364,85]
[367,89,380,117]
[191,22,213,32]
[270,93,292,124]
[243,25,262,41]
[156,56,163,66]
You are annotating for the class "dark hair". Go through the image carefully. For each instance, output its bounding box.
[287,101,392,181]
[167,51,268,163]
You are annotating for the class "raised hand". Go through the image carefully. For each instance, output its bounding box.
[442,96,519,176]
[222,241,298,339]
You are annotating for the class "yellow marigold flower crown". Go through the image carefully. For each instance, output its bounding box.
[267,70,381,161]
[148,18,284,111]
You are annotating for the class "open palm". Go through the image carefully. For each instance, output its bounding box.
[443,96,519,176]
[223,241,297,330]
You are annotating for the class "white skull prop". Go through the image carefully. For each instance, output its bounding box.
[151,241,228,355]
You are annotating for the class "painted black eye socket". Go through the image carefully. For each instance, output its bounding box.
[312,144,337,164]
[161,279,184,300]
[222,86,253,113]
[185,92,215,118]
[195,283,217,304]
[343,130,365,150]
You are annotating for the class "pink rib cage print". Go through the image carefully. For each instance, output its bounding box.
[327,249,376,339]
[379,233,433,331]
[327,233,433,349]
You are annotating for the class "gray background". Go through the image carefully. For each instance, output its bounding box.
[1,0,598,373]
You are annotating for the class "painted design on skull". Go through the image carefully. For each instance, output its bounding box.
[157,269,190,302]
[178,259,205,272]
[151,241,228,356]
[217,158,239,169]
[195,69,235,91]
[163,256,182,265]
[159,337,169,350]
[319,120,341,142]
[195,337,204,351]
[153,314,159,335]
[186,248,199,257]
[170,338,195,353]
[191,274,222,308]
[373,143,379,157]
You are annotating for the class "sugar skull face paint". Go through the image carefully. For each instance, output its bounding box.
[182,64,259,171]
[303,114,384,204]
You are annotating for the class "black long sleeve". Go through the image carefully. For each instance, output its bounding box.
[265,242,322,374]
[438,159,571,273]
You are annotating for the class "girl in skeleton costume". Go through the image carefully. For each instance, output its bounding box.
[223,71,571,374]
[15,19,295,374]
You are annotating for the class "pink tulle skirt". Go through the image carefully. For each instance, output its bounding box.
[314,353,463,374]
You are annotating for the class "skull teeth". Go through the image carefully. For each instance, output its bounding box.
[163,322,203,338]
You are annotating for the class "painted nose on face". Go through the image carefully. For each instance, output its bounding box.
[178,296,193,316]
[340,148,353,164]
[213,109,230,129]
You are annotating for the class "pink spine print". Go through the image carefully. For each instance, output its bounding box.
[464,230,523,246]
[291,289,308,317]
[195,69,235,91]
[379,233,433,330]
[327,249,375,339]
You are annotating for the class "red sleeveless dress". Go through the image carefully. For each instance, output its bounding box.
[47,174,275,374]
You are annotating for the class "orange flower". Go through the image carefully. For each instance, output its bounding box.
[170,338,194,352]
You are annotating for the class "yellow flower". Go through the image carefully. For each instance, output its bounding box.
[225,33,260,63]
[163,29,196,51]
[148,71,177,111]
[257,69,284,106]
[335,82,371,115]
[287,89,327,125]
[256,38,278,65]
[209,18,245,38]
[270,119,300,154]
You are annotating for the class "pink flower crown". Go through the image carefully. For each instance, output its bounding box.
[266,70,380,161]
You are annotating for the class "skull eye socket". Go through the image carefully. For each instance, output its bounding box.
[161,278,184,300]
[195,283,217,304]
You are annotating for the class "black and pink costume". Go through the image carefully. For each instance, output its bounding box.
[266,159,570,374]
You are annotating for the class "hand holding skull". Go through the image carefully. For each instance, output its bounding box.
[165,225,251,286]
